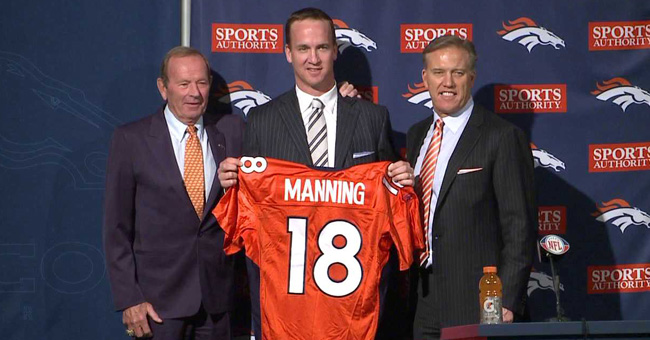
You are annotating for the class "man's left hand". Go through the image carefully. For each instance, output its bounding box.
[502,308,514,323]
[387,160,414,186]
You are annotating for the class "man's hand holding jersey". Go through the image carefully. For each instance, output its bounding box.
[387,160,414,186]
[218,157,242,189]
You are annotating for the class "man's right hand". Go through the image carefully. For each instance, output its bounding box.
[218,157,242,189]
[338,81,360,98]
[123,302,162,338]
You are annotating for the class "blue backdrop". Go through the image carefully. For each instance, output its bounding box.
[1,1,649,339]
[1,1,178,339]
[193,0,650,324]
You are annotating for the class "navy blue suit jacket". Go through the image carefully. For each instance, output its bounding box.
[103,108,244,318]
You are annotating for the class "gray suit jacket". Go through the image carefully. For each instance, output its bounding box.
[243,89,398,166]
[406,104,536,327]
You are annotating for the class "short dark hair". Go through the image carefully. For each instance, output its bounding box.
[422,35,477,71]
[285,7,337,47]
[159,46,211,87]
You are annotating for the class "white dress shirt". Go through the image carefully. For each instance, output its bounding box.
[296,84,338,168]
[164,105,216,203]
[414,98,474,267]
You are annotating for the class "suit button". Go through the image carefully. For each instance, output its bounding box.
[433,235,440,240]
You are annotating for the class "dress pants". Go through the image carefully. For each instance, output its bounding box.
[144,305,231,340]
[246,258,262,339]
[413,267,442,340]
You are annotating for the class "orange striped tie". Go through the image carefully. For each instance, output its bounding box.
[184,125,205,218]
[419,118,443,266]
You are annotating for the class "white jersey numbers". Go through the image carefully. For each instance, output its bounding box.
[240,156,268,174]
[287,218,308,294]
[287,218,363,297]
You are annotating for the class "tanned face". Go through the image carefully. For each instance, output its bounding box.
[285,19,338,96]
[422,46,475,117]
[157,55,211,124]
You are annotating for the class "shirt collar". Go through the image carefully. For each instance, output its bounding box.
[296,83,338,115]
[434,97,474,134]
[164,104,205,141]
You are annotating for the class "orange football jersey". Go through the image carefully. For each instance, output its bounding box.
[214,157,423,340]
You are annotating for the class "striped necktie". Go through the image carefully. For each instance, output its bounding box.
[307,98,328,167]
[184,125,205,218]
[419,118,444,266]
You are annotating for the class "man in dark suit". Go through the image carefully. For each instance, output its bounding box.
[216,7,414,339]
[104,46,243,340]
[218,7,412,176]
[407,36,536,339]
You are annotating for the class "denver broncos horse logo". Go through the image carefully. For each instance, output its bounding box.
[402,82,432,108]
[0,51,116,190]
[497,17,565,52]
[215,81,271,116]
[531,144,565,172]
[528,271,564,296]
[591,77,650,112]
[592,198,650,233]
[333,19,377,53]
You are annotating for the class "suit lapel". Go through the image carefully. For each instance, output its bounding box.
[334,95,360,168]
[145,110,195,215]
[408,116,434,166]
[203,123,226,222]
[278,90,312,165]
[436,106,485,212]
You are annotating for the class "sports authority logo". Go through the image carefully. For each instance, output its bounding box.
[333,19,377,53]
[591,77,650,112]
[531,143,565,172]
[589,142,650,172]
[528,271,564,296]
[215,81,271,116]
[402,82,431,108]
[400,24,473,53]
[495,84,567,113]
[212,23,283,53]
[497,17,565,52]
[592,199,650,233]
[538,206,566,235]
[589,20,650,51]
[588,264,650,294]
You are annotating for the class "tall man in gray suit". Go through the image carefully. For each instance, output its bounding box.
[217,7,414,339]
[407,36,536,339]
[104,47,243,340]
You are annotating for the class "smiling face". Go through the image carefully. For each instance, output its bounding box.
[285,18,338,96]
[156,55,211,125]
[422,46,475,117]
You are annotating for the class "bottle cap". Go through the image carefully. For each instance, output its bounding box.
[483,266,497,273]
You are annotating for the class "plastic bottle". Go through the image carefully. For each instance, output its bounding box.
[479,266,503,324]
